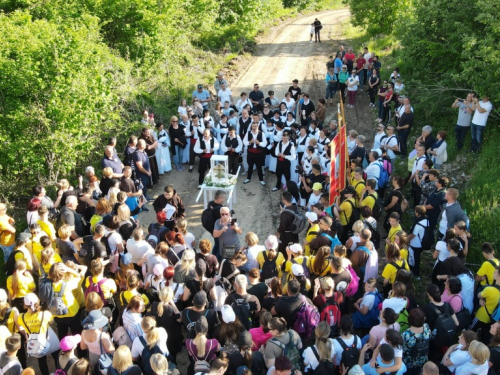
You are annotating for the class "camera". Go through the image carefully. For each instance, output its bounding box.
[230,218,238,225]
[457,99,464,102]
[295,164,305,176]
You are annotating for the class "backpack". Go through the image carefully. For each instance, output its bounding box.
[231,294,253,330]
[451,295,472,332]
[38,276,54,310]
[353,291,384,329]
[101,234,112,256]
[22,311,51,358]
[85,277,108,306]
[484,285,500,322]
[369,194,383,219]
[416,219,434,251]
[270,331,301,371]
[212,278,230,312]
[293,296,320,341]
[55,358,77,375]
[188,339,213,374]
[345,265,360,298]
[354,246,371,274]
[389,260,407,278]
[201,203,219,234]
[311,346,335,375]
[49,281,69,316]
[343,199,360,234]
[431,304,457,348]
[260,251,278,284]
[382,158,393,176]
[364,221,380,250]
[319,294,341,336]
[186,310,209,339]
[291,257,310,278]
[321,233,341,252]
[4,249,22,276]
[375,162,389,189]
[396,301,410,333]
[409,331,429,358]
[138,336,163,375]
[283,208,308,234]
[337,336,360,371]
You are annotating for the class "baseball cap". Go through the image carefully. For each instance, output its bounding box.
[289,243,302,254]
[221,305,236,323]
[60,334,82,352]
[24,293,39,311]
[197,84,203,89]
[305,212,318,222]
[312,182,323,191]
[291,263,305,277]
[265,235,279,250]
[193,291,207,308]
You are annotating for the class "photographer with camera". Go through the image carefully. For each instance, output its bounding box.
[299,163,326,207]
[452,93,474,151]
[213,206,242,259]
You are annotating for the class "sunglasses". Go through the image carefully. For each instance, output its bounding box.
[221,213,229,216]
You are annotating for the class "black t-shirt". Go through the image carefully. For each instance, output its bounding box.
[262,295,278,312]
[247,282,269,305]
[227,352,246,375]
[274,295,308,328]
[490,347,500,373]
[349,146,366,162]
[220,259,240,284]
[99,178,114,197]
[383,188,403,214]
[185,278,215,307]
[423,302,454,330]
[225,292,261,314]
[181,308,219,337]
[150,302,182,341]
[195,253,219,278]
[288,86,302,102]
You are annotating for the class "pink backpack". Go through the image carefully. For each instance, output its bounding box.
[345,265,360,297]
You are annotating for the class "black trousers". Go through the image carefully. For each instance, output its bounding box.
[315,29,321,41]
[198,156,211,184]
[227,152,240,175]
[189,141,198,166]
[410,246,423,277]
[398,129,410,156]
[247,151,265,181]
[276,159,291,189]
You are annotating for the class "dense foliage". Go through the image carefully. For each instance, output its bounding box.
[0,0,332,204]
[346,0,500,263]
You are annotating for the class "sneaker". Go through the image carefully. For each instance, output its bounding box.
[272,187,279,192]
[197,184,203,189]
[243,179,251,184]
[179,165,185,171]
[260,181,266,186]
[188,167,193,173]
[141,206,149,212]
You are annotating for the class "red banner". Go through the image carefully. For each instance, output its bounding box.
[338,125,347,192]
[329,134,340,206]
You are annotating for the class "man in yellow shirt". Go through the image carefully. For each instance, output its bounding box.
[338,186,357,243]
[385,212,402,250]
[303,212,320,256]
[360,179,378,217]
[0,203,16,261]
[475,268,500,341]
[350,167,366,206]
[476,242,499,286]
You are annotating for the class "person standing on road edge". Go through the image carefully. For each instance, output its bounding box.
[313,18,322,43]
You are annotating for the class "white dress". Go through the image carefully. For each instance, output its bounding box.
[179,120,191,163]
[153,129,172,173]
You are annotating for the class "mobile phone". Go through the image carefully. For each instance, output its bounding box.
[231,218,237,225]
[457,99,464,103]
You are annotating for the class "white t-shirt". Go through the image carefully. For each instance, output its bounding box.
[438,208,449,235]
[245,245,265,271]
[365,161,381,189]
[447,344,471,372]
[409,219,427,248]
[458,274,474,313]
[373,133,386,150]
[333,335,362,365]
[308,193,322,209]
[412,155,426,175]
[302,340,335,371]
[434,240,450,263]
[472,100,493,126]
[183,232,196,249]
[455,360,488,375]
[131,328,169,358]
[382,297,407,314]
[126,239,155,264]
[106,230,123,255]
[378,338,402,359]
[348,235,361,251]
[381,135,399,159]
[347,76,359,91]
[310,26,315,34]
[218,88,232,105]
[360,293,376,310]
[364,247,379,283]
[282,99,295,112]
[177,106,187,116]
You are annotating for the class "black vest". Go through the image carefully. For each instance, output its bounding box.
[200,138,215,152]
[248,131,265,150]
[225,135,239,149]
[239,117,252,137]
[279,142,293,156]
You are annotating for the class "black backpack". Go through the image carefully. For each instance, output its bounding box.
[389,260,407,277]
[101,234,112,256]
[4,249,23,276]
[311,346,335,375]
[283,208,308,234]
[138,336,162,375]
[364,220,380,250]
[409,331,429,358]
[343,199,360,233]
[260,252,278,283]
[369,194,383,219]
[416,219,434,250]
[337,336,359,372]
[201,202,220,234]
[231,294,253,330]
[431,304,457,348]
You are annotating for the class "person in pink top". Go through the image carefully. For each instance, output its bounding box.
[367,308,401,348]
[249,311,273,351]
[441,276,463,313]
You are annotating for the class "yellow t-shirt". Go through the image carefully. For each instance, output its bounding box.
[477,259,499,286]
[340,198,355,226]
[282,279,311,294]
[0,217,15,246]
[382,259,410,284]
[284,256,309,282]
[360,192,377,217]
[7,275,36,299]
[14,247,33,270]
[120,290,150,307]
[39,253,63,276]
[304,224,320,256]
[256,251,285,278]
[307,256,331,277]
[400,248,409,261]
[52,277,81,318]
[477,286,500,323]
[37,220,56,241]
[18,310,54,334]
[386,224,402,250]
[352,180,366,206]
[1,310,16,334]
[85,276,118,300]
[26,238,44,264]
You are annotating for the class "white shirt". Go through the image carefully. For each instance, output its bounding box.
[373,132,386,150]
[245,245,265,271]
[131,327,169,358]
[194,137,220,154]
[106,230,123,255]
[333,335,362,365]
[218,88,232,105]
[274,141,296,161]
[347,75,359,91]
[381,134,399,159]
[382,297,407,314]
[446,345,471,372]
[282,98,295,111]
[455,360,488,375]
[302,341,335,371]
[434,241,450,263]
[296,135,310,153]
[308,193,321,209]
[409,218,427,248]
[438,207,449,234]
[458,274,474,313]
[126,239,154,264]
[364,245,379,283]
[363,53,372,68]
[236,98,252,113]
[365,161,381,189]
[411,155,426,175]
[472,100,493,126]
[177,106,187,116]
[243,130,268,149]
[347,139,357,154]
[360,293,376,310]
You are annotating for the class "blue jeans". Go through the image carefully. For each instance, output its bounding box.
[471,122,485,152]
[455,124,469,150]
[378,101,384,119]
[358,70,365,88]
[139,174,151,200]
[173,145,183,168]
[325,82,337,99]
[0,244,13,262]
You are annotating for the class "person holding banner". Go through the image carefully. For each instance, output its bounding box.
[272,131,296,192]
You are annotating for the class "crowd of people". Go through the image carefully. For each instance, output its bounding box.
[0,39,496,375]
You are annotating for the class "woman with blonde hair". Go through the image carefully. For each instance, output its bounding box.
[345,220,365,255]
[100,167,115,197]
[176,218,196,249]
[257,235,285,284]
[131,316,168,361]
[303,321,334,371]
[455,340,490,375]
[40,247,63,276]
[107,186,120,206]
[241,232,265,272]
[117,204,136,241]
[150,287,182,363]
[109,345,141,375]
[150,353,177,375]
[7,260,35,311]
[186,316,220,375]
[173,249,196,284]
